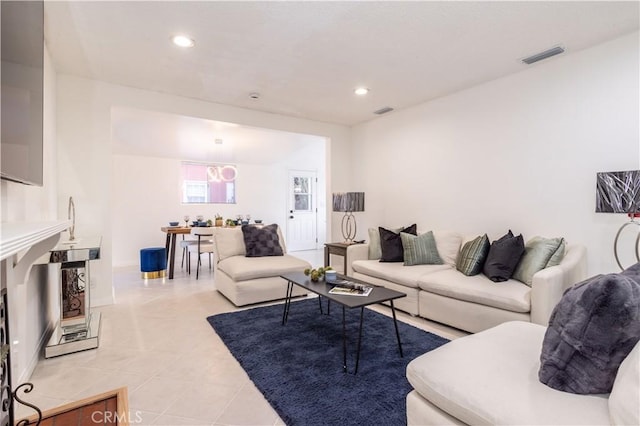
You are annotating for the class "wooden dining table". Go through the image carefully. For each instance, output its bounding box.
[160,226,192,279]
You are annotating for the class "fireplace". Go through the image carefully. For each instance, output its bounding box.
[0,220,70,423]
[1,287,12,426]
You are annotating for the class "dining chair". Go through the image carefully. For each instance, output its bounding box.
[189,227,215,279]
[180,237,198,269]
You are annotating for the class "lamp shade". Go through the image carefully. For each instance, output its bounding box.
[332,192,365,212]
[596,170,640,213]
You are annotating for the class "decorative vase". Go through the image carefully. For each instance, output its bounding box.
[215,219,223,227]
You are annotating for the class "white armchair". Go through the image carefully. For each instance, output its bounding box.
[211,226,311,306]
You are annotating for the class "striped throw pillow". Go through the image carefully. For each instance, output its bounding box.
[400,231,443,266]
[456,234,490,276]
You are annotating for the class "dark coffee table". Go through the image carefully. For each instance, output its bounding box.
[280,271,407,374]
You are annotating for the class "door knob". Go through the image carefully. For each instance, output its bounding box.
[289,215,294,219]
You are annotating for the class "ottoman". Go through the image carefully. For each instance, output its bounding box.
[140,247,167,279]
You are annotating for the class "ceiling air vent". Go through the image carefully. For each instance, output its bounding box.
[522,46,565,65]
[374,106,394,115]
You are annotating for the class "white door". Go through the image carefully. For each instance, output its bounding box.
[286,170,317,251]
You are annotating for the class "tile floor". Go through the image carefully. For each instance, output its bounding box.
[15,249,466,425]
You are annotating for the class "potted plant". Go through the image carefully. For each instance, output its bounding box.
[225,218,236,227]
[215,214,223,227]
[303,266,333,282]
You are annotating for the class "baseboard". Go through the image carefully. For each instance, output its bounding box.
[112,261,137,268]
[19,318,56,384]
[113,256,180,269]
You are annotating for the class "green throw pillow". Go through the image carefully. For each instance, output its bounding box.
[456,234,490,276]
[547,239,566,268]
[400,231,443,266]
[513,236,566,286]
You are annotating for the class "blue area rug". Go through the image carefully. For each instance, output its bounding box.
[206,298,449,426]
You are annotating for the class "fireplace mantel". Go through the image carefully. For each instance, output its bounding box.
[1,221,71,287]
[1,221,70,262]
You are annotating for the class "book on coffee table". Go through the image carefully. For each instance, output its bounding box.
[328,280,373,297]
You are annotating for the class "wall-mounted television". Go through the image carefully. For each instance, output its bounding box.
[596,170,640,213]
[1,0,44,186]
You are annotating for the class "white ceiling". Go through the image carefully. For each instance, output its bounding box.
[44,1,639,161]
[111,107,324,164]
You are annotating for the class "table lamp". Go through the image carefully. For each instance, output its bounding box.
[595,170,640,270]
[333,192,365,243]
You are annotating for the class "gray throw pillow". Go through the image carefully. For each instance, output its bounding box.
[241,224,284,257]
[379,224,417,262]
[513,237,566,286]
[400,231,443,266]
[538,271,640,394]
[482,230,525,282]
[456,234,490,276]
[621,261,640,281]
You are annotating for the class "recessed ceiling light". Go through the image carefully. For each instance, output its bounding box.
[354,87,369,96]
[172,35,195,48]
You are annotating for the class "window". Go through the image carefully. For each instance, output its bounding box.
[293,176,311,211]
[183,180,208,203]
[181,161,237,204]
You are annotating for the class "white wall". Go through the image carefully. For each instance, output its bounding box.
[57,75,351,303]
[351,32,640,275]
[112,147,326,267]
[274,139,328,248]
[0,46,60,383]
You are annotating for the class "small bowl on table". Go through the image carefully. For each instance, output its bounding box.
[254,219,263,224]
[169,221,180,227]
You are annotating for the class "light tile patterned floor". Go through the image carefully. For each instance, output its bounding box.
[15,249,466,425]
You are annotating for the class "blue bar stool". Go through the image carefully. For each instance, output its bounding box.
[140,247,167,279]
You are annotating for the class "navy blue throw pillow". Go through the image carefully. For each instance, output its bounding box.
[379,224,417,263]
[482,230,525,282]
[242,224,284,257]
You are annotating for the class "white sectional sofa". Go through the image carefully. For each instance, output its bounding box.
[211,226,310,306]
[406,321,640,425]
[346,231,587,333]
